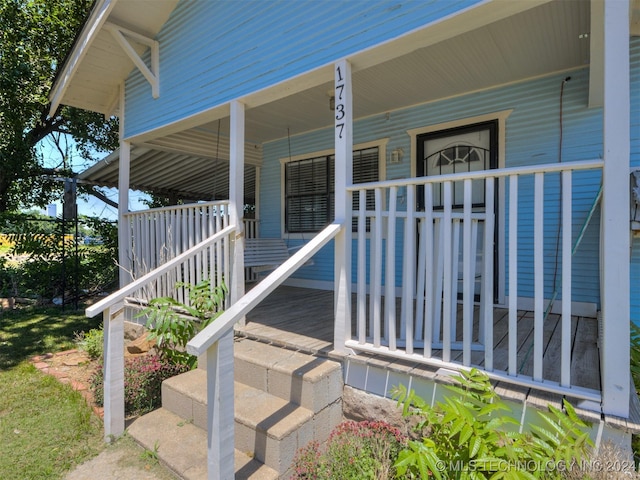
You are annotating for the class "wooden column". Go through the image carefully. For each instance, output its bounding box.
[229,101,245,312]
[102,307,124,441]
[601,0,630,417]
[334,59,353,352]
[118,84,131,288]
[206,331,235,480]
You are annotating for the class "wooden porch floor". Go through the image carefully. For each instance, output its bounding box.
[239,285,601,393]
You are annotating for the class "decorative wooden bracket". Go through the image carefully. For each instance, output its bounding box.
[104,22,159,98]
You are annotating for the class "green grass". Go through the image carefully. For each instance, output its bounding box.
[0,306,104,479]
[0,362,104,479]
[0,306,101,369]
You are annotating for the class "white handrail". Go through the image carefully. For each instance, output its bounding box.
[86,225,237,318]
[187,222,342,356]
[346,159,603,191]
[122,200,229,217]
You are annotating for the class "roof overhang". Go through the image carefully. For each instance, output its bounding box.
[48,0,179,118]
[69,0,638,201]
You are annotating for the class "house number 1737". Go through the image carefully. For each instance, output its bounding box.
[335,65,346,139]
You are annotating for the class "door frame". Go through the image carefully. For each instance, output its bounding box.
[407,110,512,306]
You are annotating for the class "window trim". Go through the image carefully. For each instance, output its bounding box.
[280,138,388,238]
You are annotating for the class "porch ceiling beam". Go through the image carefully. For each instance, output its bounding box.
[139,133,263,167]
[588,0,604,108]
[103,21,159,99]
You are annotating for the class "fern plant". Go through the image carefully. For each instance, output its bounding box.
[139,279,227,369]
[392,368,593,479]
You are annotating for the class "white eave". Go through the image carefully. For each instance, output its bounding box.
[48,0,178,118]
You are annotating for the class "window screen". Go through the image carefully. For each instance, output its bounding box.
[285,147,379,233]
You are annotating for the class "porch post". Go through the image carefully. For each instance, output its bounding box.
[334,59,353,352]
[601,0,630,417]
[229,100,245,313]
[118,84,132,288]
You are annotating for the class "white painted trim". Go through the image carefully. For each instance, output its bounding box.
[279,138,389,239]
[48,0,117,117]
[117,84,132,288]
[334,59,353,353]
[229,101,246,313]
[407,110,511,303]
[600,0,630,418]
[588,0,604,108]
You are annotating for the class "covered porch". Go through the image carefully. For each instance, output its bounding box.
[59,2,637,474]
[240,285,601,399]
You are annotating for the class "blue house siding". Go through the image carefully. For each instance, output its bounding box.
[260,67,603,305]
[630,37,640,326]
[123,0,482,139]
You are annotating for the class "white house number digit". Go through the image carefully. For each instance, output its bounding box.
[335,66,345,139]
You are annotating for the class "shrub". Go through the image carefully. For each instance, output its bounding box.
[392,368,593,480]
[291,420,406,479]
[75,326,103,359]
[140,279,227,369]
[90,354,188,416]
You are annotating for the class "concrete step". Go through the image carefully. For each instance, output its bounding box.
[233,338,343,413]
[162,369,340,476]
[128,407,278,480]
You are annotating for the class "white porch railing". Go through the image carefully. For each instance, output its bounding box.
[123,201,231,302]
[344,159,604,401]
[186,222,342,480]
[86,225,236,440]
[123,202,260,304]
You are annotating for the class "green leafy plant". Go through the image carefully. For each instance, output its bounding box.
[631,322,640,460]
[392,368,593,479]
[90,354,189,416]
[291,420,406,480]
[75,326,103,359]
[140,279,227,369]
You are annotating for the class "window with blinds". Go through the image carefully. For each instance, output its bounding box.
[285,147,379,233]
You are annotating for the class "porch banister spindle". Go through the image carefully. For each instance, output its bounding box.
[372,187,383,348]
[423,183,434,358]
[357,189,366,344]
[462,179,472,366]
[483,177,495,371]
[442,181,453,362]
[403,184,416,354]
[508,175,518,376]
[533,173,544,381]
[385,186,397,350]
[561,170,572,387]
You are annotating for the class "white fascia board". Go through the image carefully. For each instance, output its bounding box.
[48,0,118,118]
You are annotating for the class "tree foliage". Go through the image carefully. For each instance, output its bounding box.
[0,0,119,212]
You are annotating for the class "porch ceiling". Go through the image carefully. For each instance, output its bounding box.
[75,0,633,199]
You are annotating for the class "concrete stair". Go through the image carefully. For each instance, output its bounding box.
[128,338,343,479]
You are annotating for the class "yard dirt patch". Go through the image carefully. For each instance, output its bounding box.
[31,349,103,417]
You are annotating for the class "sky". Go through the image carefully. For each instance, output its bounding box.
[36,134,149,221]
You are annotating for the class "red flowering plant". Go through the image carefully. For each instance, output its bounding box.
[290,420,406,479]
[90,354,189,416]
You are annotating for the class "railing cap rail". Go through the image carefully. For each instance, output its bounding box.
[123,200,230,217]
[85,224,236,318]
[347,159,603,191]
